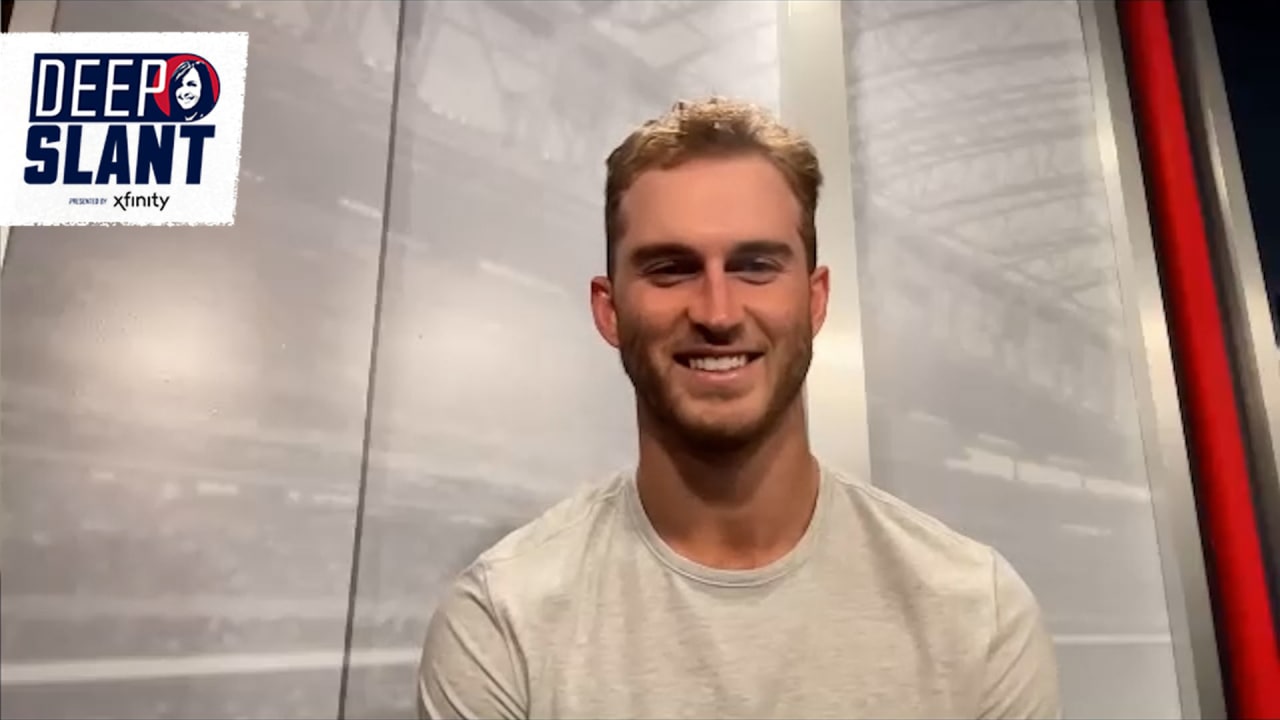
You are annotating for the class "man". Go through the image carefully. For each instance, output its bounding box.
[418,98,1061,719]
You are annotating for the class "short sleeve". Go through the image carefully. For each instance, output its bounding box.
[418,564,528,720]
[979,550,1062,719]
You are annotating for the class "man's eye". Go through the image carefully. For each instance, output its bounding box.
[742,259,778,272]
[644,261,698,280]
[735,257,782,281]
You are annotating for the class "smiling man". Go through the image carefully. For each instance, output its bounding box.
[417,98,1061,720]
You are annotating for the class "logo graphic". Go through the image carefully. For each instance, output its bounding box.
[0,33,248,226]
[159,55,221,123]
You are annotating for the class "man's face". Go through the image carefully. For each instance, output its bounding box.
[591,153,829,451]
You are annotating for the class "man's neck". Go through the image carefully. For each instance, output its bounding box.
[634,402,821,570]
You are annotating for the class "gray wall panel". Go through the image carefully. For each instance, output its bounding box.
[0,1,398,718]
[345,2,783,717]
[841,1,1183,717]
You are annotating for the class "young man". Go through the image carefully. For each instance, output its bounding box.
[418,98,1061,719]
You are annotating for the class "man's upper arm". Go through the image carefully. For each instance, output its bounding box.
[979,551,1062,719]
[418,564,527,720]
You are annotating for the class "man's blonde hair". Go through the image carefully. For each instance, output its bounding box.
[603,97,823,278]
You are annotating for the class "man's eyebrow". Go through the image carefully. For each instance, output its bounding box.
[626,242,698,267]
[731,240,795,259]
[627,239,796,266]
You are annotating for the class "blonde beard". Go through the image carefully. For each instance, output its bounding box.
[617,323,812,454]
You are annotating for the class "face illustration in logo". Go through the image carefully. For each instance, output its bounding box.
[176,66,201,110]
[167,59,218,122]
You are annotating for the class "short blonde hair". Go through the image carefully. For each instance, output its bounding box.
[603,97,823,278]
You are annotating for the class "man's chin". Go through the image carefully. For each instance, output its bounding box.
[665,406,770,452]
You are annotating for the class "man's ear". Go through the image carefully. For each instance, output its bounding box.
[590,275,621,348]
[809,265,830,337]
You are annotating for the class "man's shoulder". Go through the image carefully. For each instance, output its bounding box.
[825,466,1001,591]
[822,472,1059,717]
[462,470,632,597]
[421,475,634,718]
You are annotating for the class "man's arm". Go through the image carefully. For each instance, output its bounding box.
[418,564,528,720]
[979,551,1062,719]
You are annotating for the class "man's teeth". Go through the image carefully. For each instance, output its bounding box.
[689,355,749,372]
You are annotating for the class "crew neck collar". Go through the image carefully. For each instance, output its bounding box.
[623,464,831,588]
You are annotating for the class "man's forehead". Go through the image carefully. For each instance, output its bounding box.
[620,172,801,242]
[624,154,797,201]
[625,235,797,253]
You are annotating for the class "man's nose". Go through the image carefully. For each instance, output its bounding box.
[687,268,744,337]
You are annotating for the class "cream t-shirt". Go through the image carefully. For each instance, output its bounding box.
[419,465,1061,719]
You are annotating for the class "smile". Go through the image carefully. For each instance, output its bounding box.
[674,352,764,373]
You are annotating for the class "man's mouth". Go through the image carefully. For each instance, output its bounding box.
[673,352,764,373]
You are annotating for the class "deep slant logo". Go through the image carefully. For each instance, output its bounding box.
[25,53,222,210]
[0,33,248,226]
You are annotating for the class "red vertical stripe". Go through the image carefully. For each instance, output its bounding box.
[1118,1,1280,716]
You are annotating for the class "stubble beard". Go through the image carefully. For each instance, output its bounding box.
[617,318,813,455]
